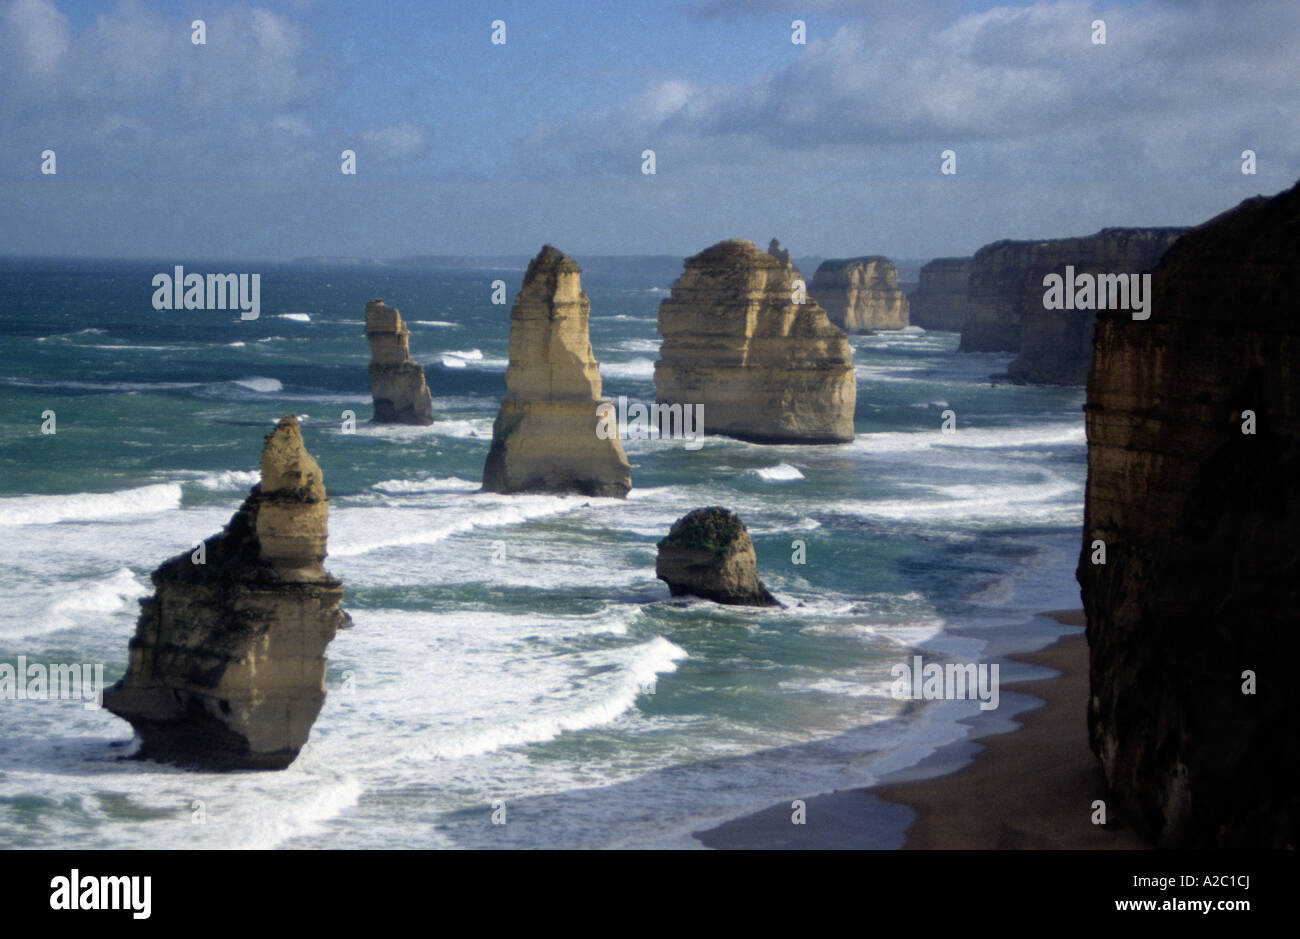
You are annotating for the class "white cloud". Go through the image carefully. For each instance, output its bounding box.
[361,122,427,160]
[0,0,71,81]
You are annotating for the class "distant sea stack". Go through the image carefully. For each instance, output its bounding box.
[908,257,970,331]
[482,245,631,497]
[654,239,856,444]
[809,257,910,332]
[365,299,434,424]
[103,416,351,770]
[959,229,1186,382]
[1078,181,1300,847]
[767,238,792,268]
[656,507,778,606]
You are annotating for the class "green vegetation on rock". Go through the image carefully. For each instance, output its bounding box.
[657,506,745,555]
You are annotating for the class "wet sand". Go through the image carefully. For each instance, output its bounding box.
[698,611,1150,849]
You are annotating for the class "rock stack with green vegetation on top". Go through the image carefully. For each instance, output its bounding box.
[655,507,778,606]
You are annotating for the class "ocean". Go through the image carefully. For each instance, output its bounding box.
[0,257,1086,848]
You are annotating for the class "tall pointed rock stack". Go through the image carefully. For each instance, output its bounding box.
[655,239,856,444]
[103,416,351,770]
[482,245,632,497]
[365,299,434,424]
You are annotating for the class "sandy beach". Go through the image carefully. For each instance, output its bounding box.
[699,611,1151,849]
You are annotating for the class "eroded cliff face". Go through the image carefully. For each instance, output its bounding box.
[103,416,351,770]
[1078,182,1300,847]
[655,239,856,444]
[809,257,910,332]
[959,229,1186,383]
[482,245,631,497]
[656,507,778,606]
[366,299,434,424]
[908,257,970,332]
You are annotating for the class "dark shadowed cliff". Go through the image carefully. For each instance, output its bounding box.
[1078,181,1300,847]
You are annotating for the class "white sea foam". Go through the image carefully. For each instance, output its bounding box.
[601,358,656,380]
[617,338,661,353]
[277,313,312,322]
[420,637,687,759]
[372,476,481,494]
[192,470,259,491]
[849,422,1084,455]
[752,463,804,481]
[0,483,182,527]
[413,320,458,327]
[232,376,283,393]
[329,495,590,556]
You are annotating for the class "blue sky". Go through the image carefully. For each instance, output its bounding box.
[1,0,1296,260]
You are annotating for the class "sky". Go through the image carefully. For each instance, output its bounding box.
[1,0,1296,261]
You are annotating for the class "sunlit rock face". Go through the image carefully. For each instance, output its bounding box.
[482,245,631,497]
[103,416,351,770]
[655,239,856,445]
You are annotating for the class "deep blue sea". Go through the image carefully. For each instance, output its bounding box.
[0,257,1086,848]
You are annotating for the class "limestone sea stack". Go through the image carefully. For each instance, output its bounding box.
[102,416,351,770]
[482,245,631,497]
[1078,180,1300,847]
[656,507,778,606]
[655,239,856,444]
[365,299,434,424]
[907,257,970,331]
[809,257,910,332]
[959,229,1186,383]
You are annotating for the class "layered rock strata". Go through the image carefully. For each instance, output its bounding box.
[1078,181,1300,847]
[656,507,778,606]
[103,416,351,770]
[365,299,434,424]
[959,230,1186,377]
[482,245,631,497]
[654,239,856,444]
[907,257,971,331]
[809,257,910,332]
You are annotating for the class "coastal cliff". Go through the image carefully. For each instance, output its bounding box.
[365,299,434,424]
[654,239,856,444]
[1078,182,1300,847]
[907,257,970,331]
[959,229,1186,383]
[656,507,778,606]
[482,245,631,497]
[102,416,351,770]
[809,257,910,332]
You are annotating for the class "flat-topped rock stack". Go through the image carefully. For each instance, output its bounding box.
[102,416,351,770]
[482,245,631,497]
[655,239,856,444]
[365,299,434,424]
[908,257,971,331]
[1078,181,1300,847]
[809,256,910,332]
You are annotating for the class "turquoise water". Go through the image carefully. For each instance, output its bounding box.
[0,258,1086,848]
